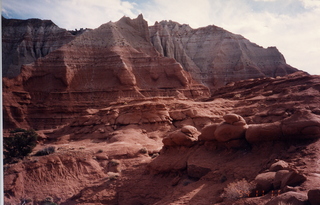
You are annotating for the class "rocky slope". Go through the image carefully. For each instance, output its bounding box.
[149,20,297,90]
[4,71,320,204]
[2,16,76,77]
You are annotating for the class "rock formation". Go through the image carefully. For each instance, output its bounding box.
[4,71,320,204]
[149,20,298,90]
[162,125,200,147]
[2,15,209,129]
[3,14,320,205]
[2,16,76,77]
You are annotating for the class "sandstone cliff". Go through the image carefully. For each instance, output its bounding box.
[3,15,209,129]
[2,16,76,77]
[149,20,298,90]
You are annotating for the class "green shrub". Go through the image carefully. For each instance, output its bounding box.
[9,128,27,133]
[35,146,56,156]
[3,129,38,163]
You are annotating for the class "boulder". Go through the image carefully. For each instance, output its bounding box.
[245,122,282,143]
[265,191,308,205]
[148,147,191,173]
[281,110,320,139]
[273,170,290,189]
[214,122,248,142]
[214,114,248,142]
[171,131,196,147]
[308,189,320,205]
[281,170,307,188]
[180,125,200,138]
[162,129,197,147]
[254,172,276,192]
[270,160,289,172]
[223,114,245,125]
[162,137,176,147]
[198,124,219,141]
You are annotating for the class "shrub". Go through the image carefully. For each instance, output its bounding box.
[35,146,56,156]
[139,147,148,154]
[3,129,38,163]
[40,196,57,205]
[9,128,27,133]
[222,179,256,199]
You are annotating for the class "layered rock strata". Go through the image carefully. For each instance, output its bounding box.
[4,72,320,205]
[2,16,76,77]
[149,20,298,90]
[3,15,209,129]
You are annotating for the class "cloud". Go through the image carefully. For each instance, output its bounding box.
[2,0,139,29]
[2,0,319,74]
[138,0,320,74]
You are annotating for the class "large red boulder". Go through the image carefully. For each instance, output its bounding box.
[281,110,320,139]
[245,122,282,143]
[162,125,199,147]
[214,114,248,142]
[198,124,219,141]
[254,172,276,192]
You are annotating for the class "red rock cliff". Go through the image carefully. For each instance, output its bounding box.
[3,15,209,129]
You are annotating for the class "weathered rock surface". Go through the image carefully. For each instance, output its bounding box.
[254,172,276,192]
[214,114,248,142]
[2,16,77,77]
[246,110,320,143]
[162,125,199,147]
[281,170,307,188]
[308,189,320,205]
[274,170,291,189]
[265,191,309,205]
[149,20,298,90]
[246,122,282,143]
[198,123,219,141]
[270,160,290,172]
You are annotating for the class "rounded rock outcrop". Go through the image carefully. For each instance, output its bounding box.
[162,125,199,147]
[198,124,219,141]
[214,114,248,142]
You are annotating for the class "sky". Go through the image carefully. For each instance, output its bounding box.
[2,0,320,75]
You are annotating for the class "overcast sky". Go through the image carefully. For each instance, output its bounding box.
[2,0,320,75]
